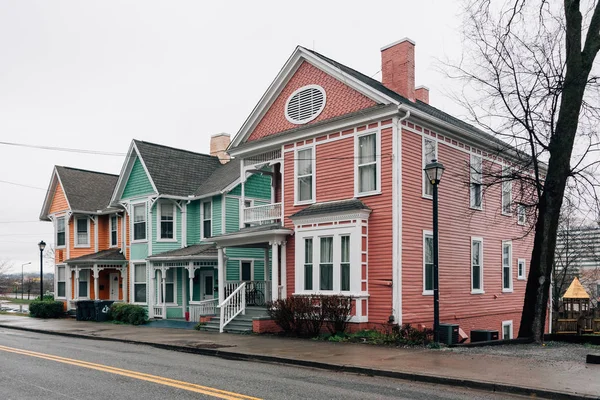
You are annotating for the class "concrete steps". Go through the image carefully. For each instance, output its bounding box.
[200,306,268,334]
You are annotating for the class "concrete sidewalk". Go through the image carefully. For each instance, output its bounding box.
[0,315,598,399]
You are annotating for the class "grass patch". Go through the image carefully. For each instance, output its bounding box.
[0,297,34,305]
[0,311,28,316]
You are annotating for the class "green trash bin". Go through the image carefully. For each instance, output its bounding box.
[94,301,114,322]
[76,300,95,321]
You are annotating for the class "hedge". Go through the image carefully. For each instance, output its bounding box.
[109,303,147,325]
[29,301,64,318]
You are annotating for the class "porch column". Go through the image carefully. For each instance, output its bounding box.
[92,264,99,300]
[271,241,279,302]
[149,267,155,318]
[187,264,194,303]
[217,247,225,304]
[75,268,80,300]
[281,241,287,298]
[120,265,128,302]
[66,266,72,310]
[161,268,167,319]
[264,247,269,282]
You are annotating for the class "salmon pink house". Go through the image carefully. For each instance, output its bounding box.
[215,38,537,338]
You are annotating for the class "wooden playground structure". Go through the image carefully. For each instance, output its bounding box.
[554,277,600,334]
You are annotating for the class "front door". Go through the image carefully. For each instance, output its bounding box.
[109,273,119,300]
[200,270,214,300]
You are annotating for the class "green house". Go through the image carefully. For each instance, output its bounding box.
[110,136,274,327]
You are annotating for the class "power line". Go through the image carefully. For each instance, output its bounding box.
[0,141,125,156]
[0,180,48,191]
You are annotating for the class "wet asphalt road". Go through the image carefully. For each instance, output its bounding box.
[0,328,525,400]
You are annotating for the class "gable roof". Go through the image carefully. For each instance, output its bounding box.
[40,166,119,221]
[563,277,590,299]
[65,248,126,264]
[229,45,517,158]
[194,157,241,197]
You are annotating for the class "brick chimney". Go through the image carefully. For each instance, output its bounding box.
[415,85,429,104]
[210,133,231,164]
[381,38,416,102]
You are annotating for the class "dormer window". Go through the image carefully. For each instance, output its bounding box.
[285,85,326,124]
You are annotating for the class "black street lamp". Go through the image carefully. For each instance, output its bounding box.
[424,159,445,343]
[38,241,46,299]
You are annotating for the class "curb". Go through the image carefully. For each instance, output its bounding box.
[0,324,595,400]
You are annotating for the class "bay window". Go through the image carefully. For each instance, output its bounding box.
[304,238,313,291]
[319,237,333,291]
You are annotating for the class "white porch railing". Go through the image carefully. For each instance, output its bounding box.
[189,299,218,322]
[243,203,282,225]
[219,282,246,333]
[153,306,164,319]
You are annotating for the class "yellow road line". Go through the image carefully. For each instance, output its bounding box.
[0,344,261,400]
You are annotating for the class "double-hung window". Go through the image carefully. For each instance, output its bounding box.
[201,201,212,239]
[357,132,379,194]
[304,238,313,291]
[56,266,66,298]
[75,217,89,247]
[110,215,118,247]
[133,204,146,241]
[159,202,175,240]
[161,268,175,304]
[502,320,513,339]
[471,238,483,293]
[423,138,437,197]
[423,232,434,294]
[517,204,526,225]
[502,241,513,292]
[133,264,147,303]
[79,269,89,298]
[340,235,351,291]
[502,167,512,215]
[56,217,66,247]
[470,154,483,209]
[517,259,526,280]
[296,147,314,203]
[319,237,333,291]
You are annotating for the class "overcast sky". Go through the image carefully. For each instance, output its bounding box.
[0,1,465,273]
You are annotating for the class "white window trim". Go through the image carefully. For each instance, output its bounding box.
[239,260,254,281]
[131,262,148,305]
[109,215,118,248]
[157,201,177,242]
[158,268,178,306]
[517,204,526,225]
[423,230,434,295]
[56,216,66,249]
[517,258,526,280]
[294,223,362,295]
[78,269,90,299]
[502,320,513,339]
[501,167,512,216]
[422,137,438,199]
[470,154,483,210]
[131,202,148,243]
[201,200,213,240]
[354,130,382,197]
[55,265,66,299]
[471,237,485,294]
[284,84,326,125]
[294,145,316,205]
[74,217,90,248]
[502,240,513,293]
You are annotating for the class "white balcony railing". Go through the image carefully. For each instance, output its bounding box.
[243,202,282,225]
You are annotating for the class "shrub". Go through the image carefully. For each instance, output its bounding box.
[29,301,64,318]
[109,303,147,325]
[35,294,54,302]
[322,295,353,335]
[267,297,302,335]
[392,323,434,345]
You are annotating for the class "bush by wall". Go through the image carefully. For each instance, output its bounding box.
[35,294,55,302]
[29,301,64,318]
[109,303,147,325]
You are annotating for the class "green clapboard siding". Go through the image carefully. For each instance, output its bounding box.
[131,243,148,260]
[151,204,182,255]
[229,173,272,200]
[212,196,222,236]
[187,201,200,245]
[122,157,154,199]
[225,196,239,233]
[226,259,239,281]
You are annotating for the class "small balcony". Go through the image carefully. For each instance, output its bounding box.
[243,202,282,225]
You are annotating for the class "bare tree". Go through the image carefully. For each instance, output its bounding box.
[447,0,600,341]
[0,259,13,295]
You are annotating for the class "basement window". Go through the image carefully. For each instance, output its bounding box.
[285,85,326,124]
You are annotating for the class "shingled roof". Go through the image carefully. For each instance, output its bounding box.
[65,248,126,264]
[194,157,241,197]
[133,140,223,197]
[56,166,118,212]
[290,199,371,219]
[147,244,217,260]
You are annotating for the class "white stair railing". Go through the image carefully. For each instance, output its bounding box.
[219,282,246,333]
[189,298,218,322]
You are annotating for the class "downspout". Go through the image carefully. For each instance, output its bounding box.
[392,106,410,325]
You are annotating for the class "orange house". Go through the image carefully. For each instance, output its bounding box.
[40,166,127,310]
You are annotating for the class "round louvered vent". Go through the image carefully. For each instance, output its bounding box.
[285,85,326,124]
